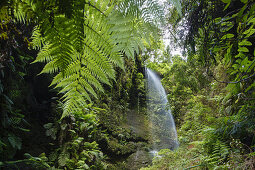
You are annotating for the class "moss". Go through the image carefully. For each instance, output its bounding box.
[107,138,137,156]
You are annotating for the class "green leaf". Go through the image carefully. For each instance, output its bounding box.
[44,123,53,129]
[245,83,255,92]
[17,127,30,132]
[3,94,13,105]
[58,152,69,167]
[240,0,248,3]
[82,163,89,169]
[18,72,26,77]
[49,152,58,162]
[238,40,252,46]
[221,0,231,3]
[232,64,239,69]
[221,34,234,39]
[223,2,231,10]
[45,128,57,140]
[244,28,255,38]
[248,18,255,24]
[237,4,247,19]
[24,153,33,158]
[238,47,249,53]
[234,52,245,58]
[8,134,22,150]
[0,140,7,147]
[221,21,234,32]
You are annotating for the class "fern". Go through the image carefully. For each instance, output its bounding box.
[10,0,164,117]
[204,140,230,168]
[58,150,70,167]
[28,1,123,117]
[168,0,182,16]
[108,0,163,60]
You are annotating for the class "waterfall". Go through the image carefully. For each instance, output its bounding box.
[146,68,178,151]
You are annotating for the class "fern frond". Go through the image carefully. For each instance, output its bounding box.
[64,60,81,76]
[59,81,79,94]
[34,1,122,116]
[31,26,45,50]
[50,73,64,87]
[32,43,52,63]
[61,88,90,118]
[204,140,230,167]
[12,0,36,23]
[20,0,163,117]
[108,0,163,60]
[40,59,59,74]
[82,56,111,86]
[80,67,104,92]
[78,78,98,99]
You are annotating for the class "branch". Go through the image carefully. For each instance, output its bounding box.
[207,58,255,84]
[241,98,255,100]
[210,72,255,84]
[85,2,106,17]
[237,59,255,81]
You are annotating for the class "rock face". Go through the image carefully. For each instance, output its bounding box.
[122,110,153,169]
[98,107,153,169]
[102,109,153,169]
[125,150,153,170]
[125,110,150,141]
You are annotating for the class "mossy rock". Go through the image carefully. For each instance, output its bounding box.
[108,138,137,156]
[125,150,153,170]
[124,110,150,141]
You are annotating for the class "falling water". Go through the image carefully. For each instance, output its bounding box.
[146,68,178,152]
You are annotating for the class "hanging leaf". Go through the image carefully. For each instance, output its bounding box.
[43,123,53,129]
[58,152,70,167]
[3,94,13,105]
[221,0,231,3]
[248,18,255,24]
[240,0,248,4]
[245,83,255,92]
[222,0,231,11]
[221,34,234,39]
[238,40,252,46]
[8,134,22,150]
[244,28,255,38]
[238,47,249,53]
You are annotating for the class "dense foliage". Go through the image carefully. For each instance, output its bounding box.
[0,0,166,169]
[144,0,255,169]
[0,0,254,169]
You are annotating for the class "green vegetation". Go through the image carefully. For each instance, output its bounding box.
[144,0,255,169]
[0,0,254,169]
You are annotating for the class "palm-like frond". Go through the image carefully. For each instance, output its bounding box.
[108,0,163,60]
[30,0,123,117]
[11,0,165,117]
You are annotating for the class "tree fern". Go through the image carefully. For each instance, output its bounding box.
[27,1,121,117]
[10,0,166,117]
[108,0,164,60]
